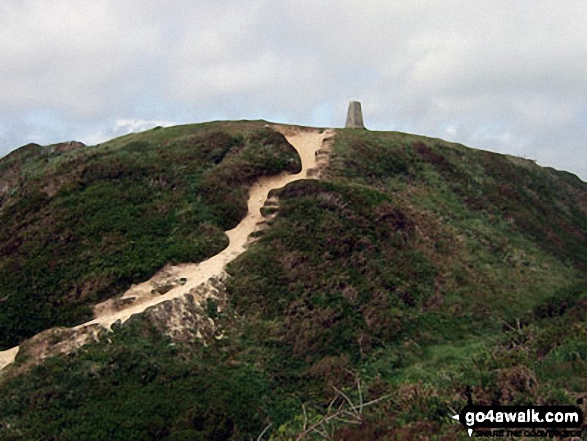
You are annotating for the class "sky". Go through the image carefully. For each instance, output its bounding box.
[0,0,586,181]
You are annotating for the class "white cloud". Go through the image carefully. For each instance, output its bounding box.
[79,119,178,146]
[113,119,176,136]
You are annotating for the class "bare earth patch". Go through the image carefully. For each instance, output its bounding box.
[0,125,335,371]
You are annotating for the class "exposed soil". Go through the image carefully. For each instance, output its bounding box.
[0,125,334,371]
[0,347,18,371]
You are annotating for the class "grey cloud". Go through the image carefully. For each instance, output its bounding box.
[0,0,585,180]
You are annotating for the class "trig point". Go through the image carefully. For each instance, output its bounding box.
[345,101,365,129]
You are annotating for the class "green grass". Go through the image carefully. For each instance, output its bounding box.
[0,124,585,439]
[0,122,300,349]
[0,318,293,441]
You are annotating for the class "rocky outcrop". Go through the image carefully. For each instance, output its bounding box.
[13,325,105,371]
[145,276,229,344]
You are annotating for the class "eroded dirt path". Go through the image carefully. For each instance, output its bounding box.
[0,126,334,371]
[0,347,18,372]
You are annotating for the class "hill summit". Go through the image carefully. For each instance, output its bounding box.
[0,120,585,439]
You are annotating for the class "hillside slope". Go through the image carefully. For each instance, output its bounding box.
[0,121,301,349]
[0,123,585,440]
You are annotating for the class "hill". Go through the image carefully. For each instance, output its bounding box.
[0,121,301,349]
[0,122,585,440]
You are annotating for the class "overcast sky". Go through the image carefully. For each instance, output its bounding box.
[1,1,586,180]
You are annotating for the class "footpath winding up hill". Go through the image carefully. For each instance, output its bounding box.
[0,125,332,368]
[0,121,585,439]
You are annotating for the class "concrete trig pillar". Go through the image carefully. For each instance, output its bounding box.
[345,101,365,129]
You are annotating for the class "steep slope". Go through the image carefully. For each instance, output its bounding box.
[0,126,333,372]
[0,123,585,440]
[227,130,587,437]
[0,121,301,349]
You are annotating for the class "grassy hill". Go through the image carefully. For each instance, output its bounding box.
[0,121,300,349]
[0,123,585,440]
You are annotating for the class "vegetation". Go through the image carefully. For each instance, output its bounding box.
[0,125,585,439]
[0,121,300,348]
